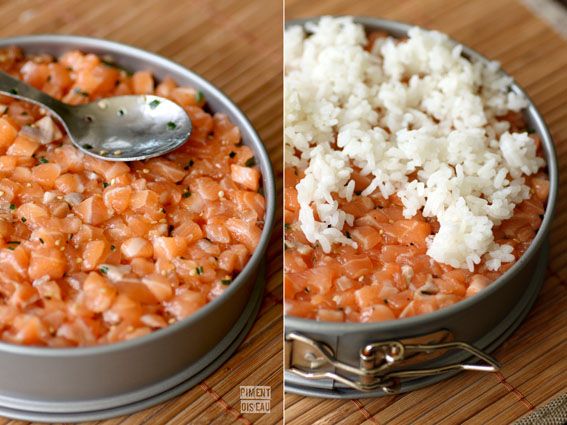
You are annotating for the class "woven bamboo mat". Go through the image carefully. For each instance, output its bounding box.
[285,0,567,424]
[0,0,282,424]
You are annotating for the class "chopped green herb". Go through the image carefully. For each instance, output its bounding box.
[195,90,204,102]
[149,99,161,109]
[183,159,194,170]
[167,121,177,130]
[245,156,256,167]
[103,182,110,188]
[526,127,535,134]
[9,88,18,95]
[39,238,44,244]
[110,244,116,252]
[21,217,26,223]
[118,109,125,116]
[182,190,191,198]
[229,151,236,158]
[74,87,89,97]
[9,203,15,211]
[196,266,204,275]
[99,266,109,275]
[7,241,20,245]
[39,156,49,164]
[83,144,93,150]
[221,278,232,286]
[284,223,290,230]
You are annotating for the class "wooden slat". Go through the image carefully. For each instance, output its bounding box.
[0,0,282,424]
[285,0,567,424]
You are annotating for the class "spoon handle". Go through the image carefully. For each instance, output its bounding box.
[0,70,69,116]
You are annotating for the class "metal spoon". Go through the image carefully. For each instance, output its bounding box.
[0,70,192,161]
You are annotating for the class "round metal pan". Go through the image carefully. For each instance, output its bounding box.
[0,35,276,421]
[284,17,558,398]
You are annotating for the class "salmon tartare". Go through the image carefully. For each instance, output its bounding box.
[284,18,549,322]
[0,46,265,346]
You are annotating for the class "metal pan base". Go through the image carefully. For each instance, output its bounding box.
[285,243,549,398]
[0,266,265,423]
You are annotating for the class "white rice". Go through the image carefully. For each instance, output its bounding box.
[284,17,545,271]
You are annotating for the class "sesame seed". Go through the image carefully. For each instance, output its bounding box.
[150,220,158,224]
[110,179,116,185]
[159,218,167,223]
[76,258,82,264]
[97,100,108,109]
[113,150,122,156]
[161,270,167,276]
[0,191,3,197]
[189,269,197,277]
[57,196,63,200]
[142,168,149,174]
[55,240,61,246]
[99,150,107,156]
[168,318,175,324]
[60,247,65,251]
[26,183,32,188]
[218,190,225,198]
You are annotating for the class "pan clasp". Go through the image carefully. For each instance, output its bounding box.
[285,331,500,393]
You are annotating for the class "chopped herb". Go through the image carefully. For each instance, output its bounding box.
[182,190,191,198]
[229,151,236,158]
[39,238,44,244]
[118,109,125,116]
[221,278,232,285]
[284,223,290,230]
[195,90,204,102]
[9,203,15,210]
[74,87,89,97]
[149,99,160,109]
[245,156,256,167]
[183,159,194,170]
[110,245,116,252]
[102,182,110,188]
[196,266,204,275]
[83,144,93,150]
[7,241,20,245]
[39,156,49,164]
[21,217,27,223]
[526,127,535,134]
[9,88,18,95]
[345,231,351,239]
[167,121,177,130]
[99,266,109,275]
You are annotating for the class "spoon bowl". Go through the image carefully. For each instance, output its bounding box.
[0,71,192,161]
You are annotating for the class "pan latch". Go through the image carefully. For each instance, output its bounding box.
[285,331,500,393]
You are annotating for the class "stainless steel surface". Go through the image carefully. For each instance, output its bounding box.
[0,34,276,420]
[0,70,191,161]
[284,16,558,398]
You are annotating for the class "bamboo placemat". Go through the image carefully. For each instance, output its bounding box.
[0,0,282,424]
[285,0,567,423]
